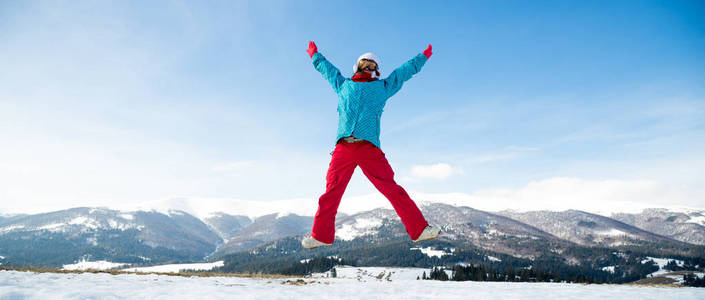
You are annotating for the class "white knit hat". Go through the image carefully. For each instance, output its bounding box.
[353,52,381,77]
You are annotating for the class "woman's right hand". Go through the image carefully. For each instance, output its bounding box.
[423,44,432,59]
[307,41,318,58]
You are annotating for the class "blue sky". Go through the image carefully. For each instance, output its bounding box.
[1,1,704,216]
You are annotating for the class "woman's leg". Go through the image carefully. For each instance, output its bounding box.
[311,143,358,244]
[357,143,429,240]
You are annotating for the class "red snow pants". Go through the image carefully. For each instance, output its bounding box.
[311,139,429,244]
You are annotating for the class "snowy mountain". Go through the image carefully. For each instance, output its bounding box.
[424,203,570,258]
[209,203,566,259]
[333,203,565,259]
[202,212,252,242]
[610,208,705,245]
[0,207,145,234]
[210,204,704,281]
[1,204,703,270]
[210,212,313,257]
[0,207,222,267]
[334,207,405,241]
[135,209,222,250]
[495,209,678,247]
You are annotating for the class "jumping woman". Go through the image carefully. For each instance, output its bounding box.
[302,41,441,249]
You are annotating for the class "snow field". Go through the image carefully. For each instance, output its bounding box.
[313,266,430,281]
[2,267,705,300]
[59,260,225,273]
[121,261,224,273]
[62,260,128,271]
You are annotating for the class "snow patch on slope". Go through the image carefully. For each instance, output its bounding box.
[336,218,383,241]
[487,255,502,262]
[410,247,453,258]
[25,216,144,233]
[686,214,705,226]
[276,212,293,219]
[68,217,99,229]
[0,225,25,233]
[38,223,65,231]
[595,229,627,236]
[642,257,685,277]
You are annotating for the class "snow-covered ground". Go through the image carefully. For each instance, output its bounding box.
[62,260,128,271]
[120,261,224,273]
[58,259,225,273]
[2,267,705,299]
[59,260,225,273]
[313,266,432,281]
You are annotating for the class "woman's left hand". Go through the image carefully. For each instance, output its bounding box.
[307,41,318,58]
[423,44,432,59]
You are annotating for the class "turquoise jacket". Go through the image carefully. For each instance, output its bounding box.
[312,52,428,149]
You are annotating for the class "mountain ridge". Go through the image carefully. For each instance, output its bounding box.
[1,204,703,269]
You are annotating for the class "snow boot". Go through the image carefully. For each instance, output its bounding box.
[413,225,441,242]
[302,235,333,249]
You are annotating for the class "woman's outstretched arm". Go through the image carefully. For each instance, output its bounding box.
[308,41,346,93]
[383,44,433,98]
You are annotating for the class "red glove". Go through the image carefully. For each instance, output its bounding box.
[423,44,432,59]
[307,41,318,58]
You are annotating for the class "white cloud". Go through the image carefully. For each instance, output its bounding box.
[112,177,705,218]
[409,177,704,216]
[122,197,316,220]
[2,176,703,219]
[410,163,463,180]
[115,193,395,220]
